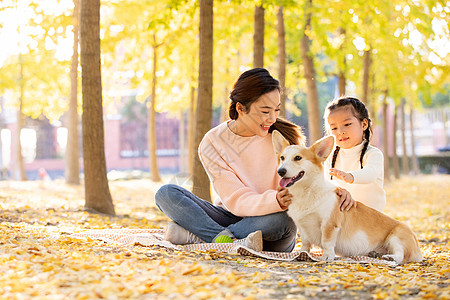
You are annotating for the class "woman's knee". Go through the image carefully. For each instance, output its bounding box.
[259,212,297,239]
[155,184,181,209]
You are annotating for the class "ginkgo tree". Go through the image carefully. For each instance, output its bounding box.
[102,0,199,182]
[0,1,73,180]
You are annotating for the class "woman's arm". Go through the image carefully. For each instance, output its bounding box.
[199,136,284,217]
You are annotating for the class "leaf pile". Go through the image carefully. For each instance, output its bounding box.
[0,175,449,299]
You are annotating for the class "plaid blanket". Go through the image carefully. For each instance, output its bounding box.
[70,228,397,266]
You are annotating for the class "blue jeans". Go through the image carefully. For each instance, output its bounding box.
[155,184,297,252]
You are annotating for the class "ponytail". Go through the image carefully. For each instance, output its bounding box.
[269,118,305,146]
[228,101,238,120]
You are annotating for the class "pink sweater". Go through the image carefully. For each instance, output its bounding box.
[198,121,284,217]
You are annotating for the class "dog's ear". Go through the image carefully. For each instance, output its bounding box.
[311,135,335,161]
[272,130,290,156]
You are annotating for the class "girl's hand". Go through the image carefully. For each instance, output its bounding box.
[276,186,293,210]
[329,168,354,183]
[335,187,357,211]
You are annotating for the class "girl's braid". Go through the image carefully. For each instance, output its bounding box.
[330,146,340,180]
[360,140,369,169]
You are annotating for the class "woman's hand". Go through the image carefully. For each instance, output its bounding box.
[329,168,354,183]
[276,187,293,210]
[336,187,357,211]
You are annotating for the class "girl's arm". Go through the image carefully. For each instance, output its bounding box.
[198,137,284,217]
[329,168,354,183]
[331,148,384,184]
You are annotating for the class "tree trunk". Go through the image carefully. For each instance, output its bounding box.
[277,6,286,117]
[14,55,27,181]
[188,85,195,176]
[220,46,231,123]
[80,0,115,215]
[337,27,346,96]
[410,107,420,175]
[400,98,409,175]
[14,108,26,181]
[392,104,400,179]
[443,108,448,146]
[338,73,346,97]
[253,5,264,68]
[382,93,390,182]
[0,100,3,171]
[65,0,80,185]
[179,110,187,174]
[148,37,161,182]
[192,0,213,202]
[300,0,321,144]
[362,49,371,106]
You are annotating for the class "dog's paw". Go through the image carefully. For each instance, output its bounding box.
[382,254,403,264]
[368,251,383,259]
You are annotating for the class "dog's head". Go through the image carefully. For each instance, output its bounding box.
[272,131,335,188]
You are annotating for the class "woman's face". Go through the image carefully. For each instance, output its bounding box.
[236,89,280,137]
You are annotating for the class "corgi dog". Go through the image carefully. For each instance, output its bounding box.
[272,131,423,264]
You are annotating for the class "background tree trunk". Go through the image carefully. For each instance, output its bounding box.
[178,110,187,174]
[393,104,400,179]
[14,56,27,181]
[362,49,371,106]
[443,109,448,147]
[337,27,346,96]
[188,84,195,176]
[300,0,321,144]
[338,72,346,96]
[220,47,231,123]
[410,107,420,175]
[382,94,390,182]
[277,6,286,117]
[80,0,115,215]
[14,106,26,181]
[148,37,161,182]
[192,0,213,202]
[0,99,3,173]
[253,5,264,68]
[400,98,409,175]
[65,0,80,185]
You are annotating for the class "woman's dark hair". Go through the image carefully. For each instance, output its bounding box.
[228,68,305,145]
[324,96,372,179]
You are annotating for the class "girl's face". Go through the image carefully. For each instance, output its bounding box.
[235,89,280,137]
[327,107,368,149]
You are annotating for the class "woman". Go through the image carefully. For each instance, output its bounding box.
[155,68,354,252]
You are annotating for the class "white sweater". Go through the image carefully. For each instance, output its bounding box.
[324,142,386,211]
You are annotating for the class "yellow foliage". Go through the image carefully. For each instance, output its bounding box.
[0,175,449,299]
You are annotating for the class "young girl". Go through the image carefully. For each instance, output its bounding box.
[324,96,386,212]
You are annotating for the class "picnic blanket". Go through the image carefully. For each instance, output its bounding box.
[70,228,397,266]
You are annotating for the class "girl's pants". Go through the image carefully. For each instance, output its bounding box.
[155,184,297,252]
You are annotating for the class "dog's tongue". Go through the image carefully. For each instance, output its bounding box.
[279,178,292,188]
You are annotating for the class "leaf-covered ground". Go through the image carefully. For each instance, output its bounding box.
[0,175,449,299]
